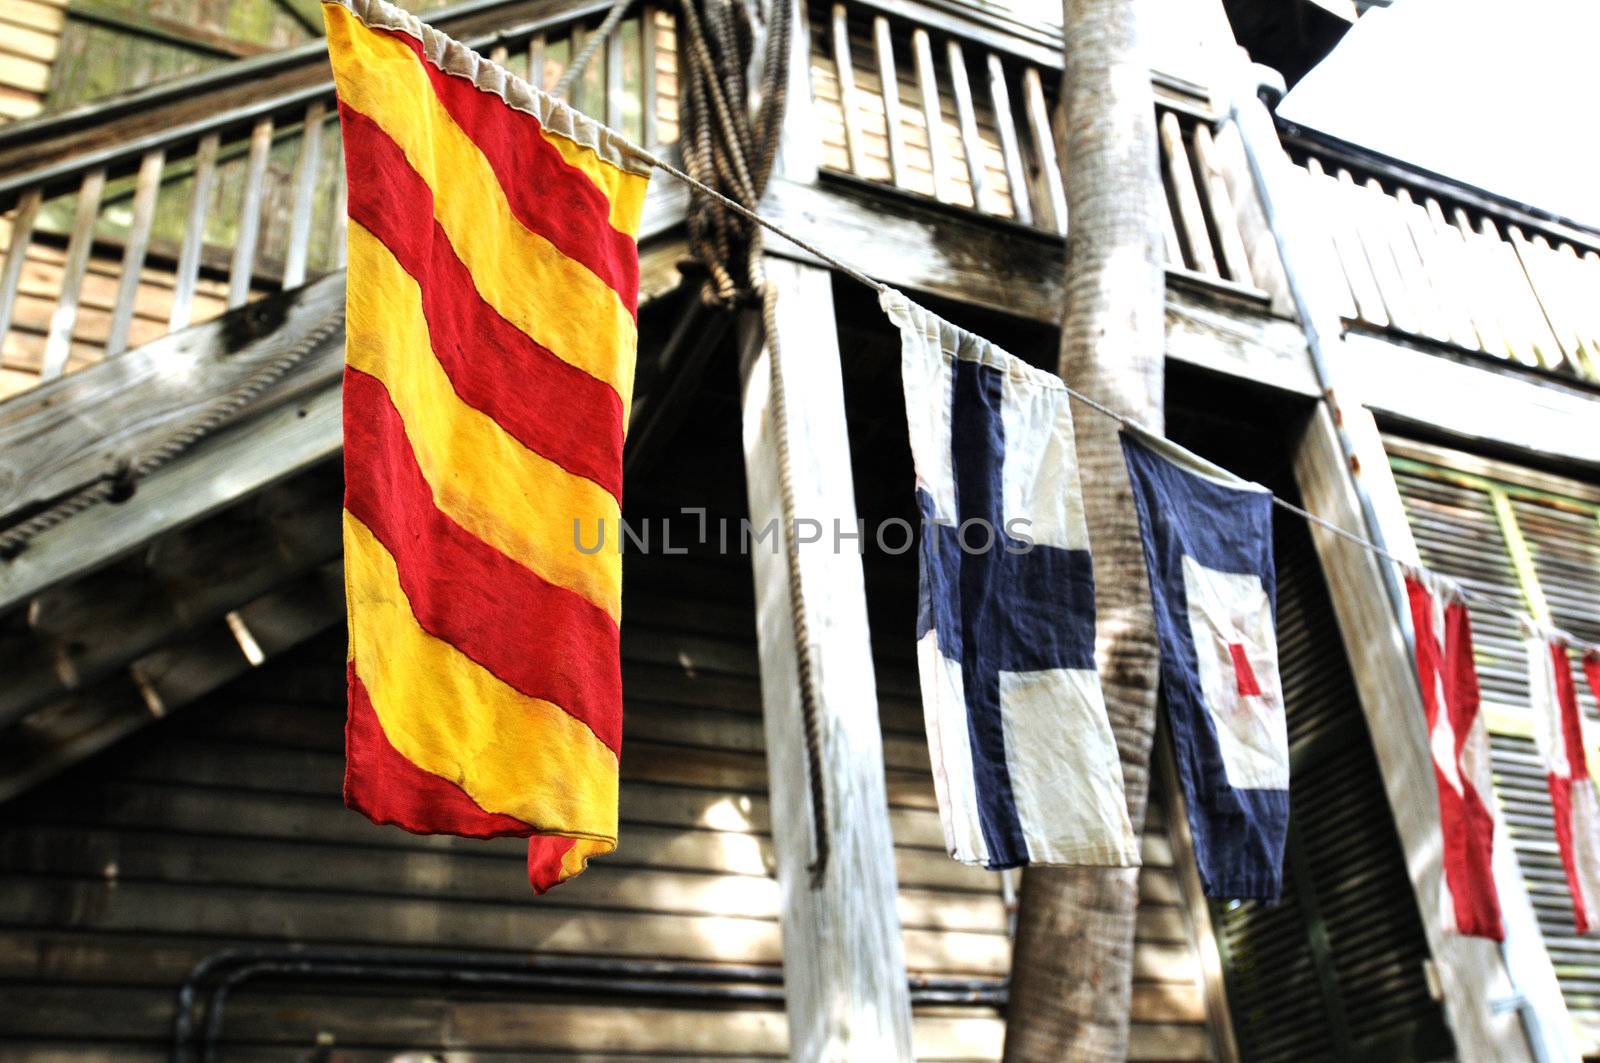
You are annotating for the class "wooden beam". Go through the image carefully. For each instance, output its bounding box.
[0,470,342,729]
[0,379,342,615]
[0,563,342,805]
[738,256,914,1060]
[755,178,1317,396]
[1338,330,1600,470]
[0,270,346,524]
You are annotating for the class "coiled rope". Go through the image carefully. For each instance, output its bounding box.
[672,0,833,887]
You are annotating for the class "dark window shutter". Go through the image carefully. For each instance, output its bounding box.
[1389,437,1600,1051]
[1163,406,1451,1063]
[1213,508,1453,1063]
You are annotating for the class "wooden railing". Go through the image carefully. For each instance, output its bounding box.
[1288,139,1600,384]
[805,0,1292,307]
[0,0,679,401]
[4,0,1596,407]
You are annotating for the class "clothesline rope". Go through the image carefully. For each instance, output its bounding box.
[612,121,1600,656]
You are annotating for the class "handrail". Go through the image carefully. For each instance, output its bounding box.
[1280,120,1600,253]
[0,0,621,208]
[0,0,585,154]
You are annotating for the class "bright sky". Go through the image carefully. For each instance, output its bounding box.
[1279,0,1600,229]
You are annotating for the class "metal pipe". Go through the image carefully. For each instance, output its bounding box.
[172,945,1007,1061]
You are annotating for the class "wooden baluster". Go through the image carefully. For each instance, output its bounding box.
[1536,235,1592,373]
[0,189,43,357]
[1565,245,1600,378]
[1158,111,1216,276]
[170,132,220,331]
[830,4,864,176]
[1466,214,1539,367]
[40,167,106,381]
[985,54,1030,226]
[1189,122,1250,284]
[640,12,658,146]
[872,16,906,188]
[1395,187,1478,350]
[1439,202,1506,357]
[1158,182,1182,267]
[1210,120,1294,316]
[330,152,348,270]
[1021,66,1064,233]
[1336,168,1414,333]
[529,32,547,92]
[912,29,953,204]
[489,43,508,65]
[945,39,986,212]
[281,101,327,291]
[1489,220,1563,370]
[605,17,625,130]
[1307,157,1385,326]
[228,116,274,310]
[105,148,166,359]
[1367,177,1449,342]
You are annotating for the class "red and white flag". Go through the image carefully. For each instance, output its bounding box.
[1405,570,1503,940]
[1526,620,1600,934]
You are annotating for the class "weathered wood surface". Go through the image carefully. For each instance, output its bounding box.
[0,561,342,804]
[0,0,617,185]
[0,467,342,728]
[0,0,61,124]
[755,177,1315,395]
[1339,329,1600,470]
[0,374,341,614]
[0,269,343,523]
[1294,153,1600,385]
[0,200,688,572]
[739,256,916,1061]
[0,524,1217,1059]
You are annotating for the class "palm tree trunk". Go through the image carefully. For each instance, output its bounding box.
[1001,0,1165,1059]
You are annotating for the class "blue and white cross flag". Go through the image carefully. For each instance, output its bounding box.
[1121,425,1289,902]
[881,289,1138,870]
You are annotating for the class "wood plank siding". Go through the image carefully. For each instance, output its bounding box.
[0,546,1217,1060]
[0,0,63,123]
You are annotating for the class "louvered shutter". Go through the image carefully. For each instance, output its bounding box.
[1165,408,1451,1063]
[1213,508,1453,1062]
[1388,436,1600,1051]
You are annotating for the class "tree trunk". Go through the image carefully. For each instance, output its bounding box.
[1001,0,1165,1059]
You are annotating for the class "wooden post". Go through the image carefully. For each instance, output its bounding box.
[739,255,915,1061]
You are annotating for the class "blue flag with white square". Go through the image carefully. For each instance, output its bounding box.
[1121,426,1289,901]
[882,290,1137,870]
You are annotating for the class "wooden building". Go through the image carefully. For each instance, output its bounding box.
[0,0,1595,1059]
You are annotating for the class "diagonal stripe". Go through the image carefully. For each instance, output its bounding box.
[342,103,623,499]
[367,22,642,309]
[345,364,622,753]
[345,510,619,837]
[326,2,639,411]
[347,221,622,621]
[345,661,534,838]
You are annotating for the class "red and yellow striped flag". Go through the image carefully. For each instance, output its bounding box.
[323,0,649,892]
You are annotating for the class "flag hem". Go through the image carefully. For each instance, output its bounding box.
[324,0,653,177]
